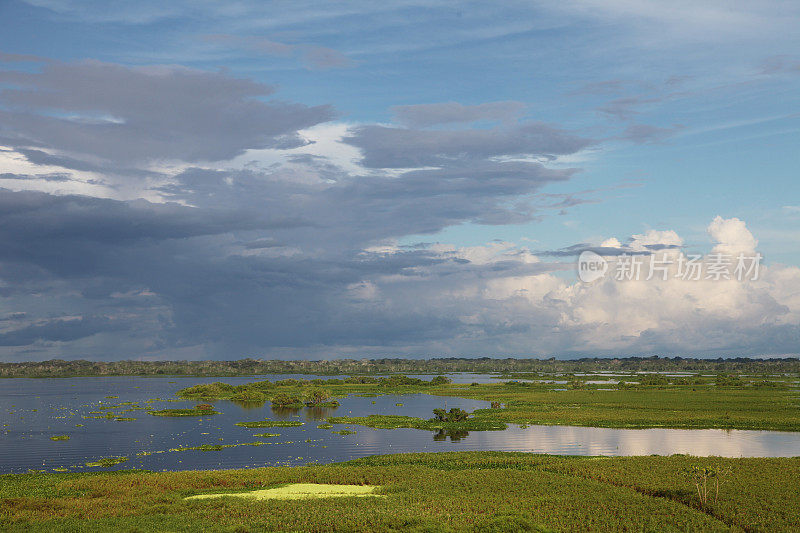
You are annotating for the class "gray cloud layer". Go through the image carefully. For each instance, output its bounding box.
[344,123,593,168]
[0,58,333,165]
[391,101,527,128]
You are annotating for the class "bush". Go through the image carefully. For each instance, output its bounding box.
[382,375,425,386]
[715,374,743,387]
[430,375,452,385]
[639,374,669,386]
[684,464,731,506]
[432,407,469,422]
[270,392,302,407]
[229,390,267,402]
[304,388,332,406]
[178,382,235,398]
[345,376,381,384]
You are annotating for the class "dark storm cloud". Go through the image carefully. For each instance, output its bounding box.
[0,316,124,346]
[0,51,597,359]
[0,188,292,246]
[0,58,334,164]
[242,238,284,250]
[342,161,571,199]
[17,148,165,178]
[343,123,594,168]
[0,172,74,182]
[327,161,576,235]
[154,160,575,246]
[391,101,526,128]
[0,162,569,358]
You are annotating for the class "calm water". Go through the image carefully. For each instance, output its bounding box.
[1,374,799,474]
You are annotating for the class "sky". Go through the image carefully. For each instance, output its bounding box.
[0,1,798,361]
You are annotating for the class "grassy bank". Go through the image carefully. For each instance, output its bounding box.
[2,452,798,531]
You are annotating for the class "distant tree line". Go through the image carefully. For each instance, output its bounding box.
[1,356,799,378]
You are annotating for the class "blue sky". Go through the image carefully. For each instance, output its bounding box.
[0,1,798,360]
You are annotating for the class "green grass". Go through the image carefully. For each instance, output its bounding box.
[234,419,304,428]
[442,385,800,431]
[168,443,266,452]
[2,452,798,531]
[83,456,128,468]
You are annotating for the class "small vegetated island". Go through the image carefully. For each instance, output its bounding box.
[149,404,220,417]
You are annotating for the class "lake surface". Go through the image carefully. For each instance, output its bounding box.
[2,374,799,474]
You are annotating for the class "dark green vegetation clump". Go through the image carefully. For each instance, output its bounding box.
[2,452,798,531]
[169,443,266,452]
[329,414,506,432]
[269,392,304,408]
[84,456,128,468]
[433,407,469,422]
[234,420,303,428]
[149,405,220,417]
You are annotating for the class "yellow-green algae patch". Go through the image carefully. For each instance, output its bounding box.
[185,483,381,501]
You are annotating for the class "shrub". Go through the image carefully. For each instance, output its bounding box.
[715,374,743,387]
[304,388,332,406]
[229,390,267,402]
[432,407,469,422]
[271,392,302,407]
[639,374,669,386]
[684,464,731,506]
[382,375,425,386]
[344,376,380,384]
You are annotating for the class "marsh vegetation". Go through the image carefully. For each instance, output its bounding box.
[178,373,800,432]
[3,452,798,531]
[149,404,219,417]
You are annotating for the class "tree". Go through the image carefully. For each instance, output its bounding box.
[684,464,731,506]
[432,407,469,422]
[304,388,333,406]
